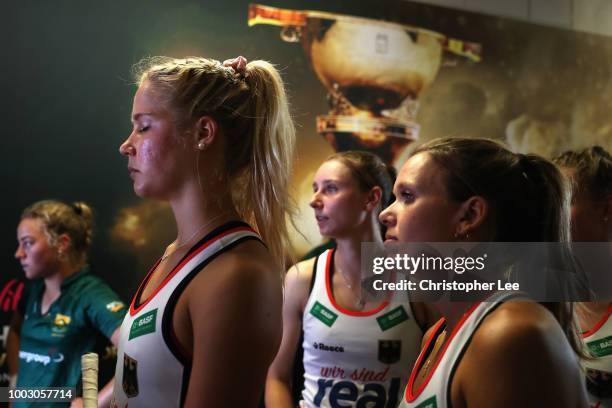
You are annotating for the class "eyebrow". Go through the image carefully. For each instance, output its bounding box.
[313,179,341,187]
[131,113,154,122]
[394,181,416,192]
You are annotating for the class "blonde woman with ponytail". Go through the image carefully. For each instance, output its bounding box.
[113,56,296,407]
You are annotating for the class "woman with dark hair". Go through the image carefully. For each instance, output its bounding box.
[380,137,588,407]
[555,145,611,408]
[266,151,436,408]
[10,200,125,408]
[112,55,296,407]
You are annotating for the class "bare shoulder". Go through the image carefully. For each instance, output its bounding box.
[284,256,317,313]
[455,300,586,408]
[286,257,316,290]
[187,239,282,304]
[475,301,563,347]
[466,301,574,366]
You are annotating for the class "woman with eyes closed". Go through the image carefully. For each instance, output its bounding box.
[111,55,295,408]
[380,137,588,408]
[265,151,436,408]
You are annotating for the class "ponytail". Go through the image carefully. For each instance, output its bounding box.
[231,61,296,270]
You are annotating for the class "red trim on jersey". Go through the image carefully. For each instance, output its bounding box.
[582,303,612,338]
[324,248,389,317]
[129,226,255,316]
[405,302,481,403]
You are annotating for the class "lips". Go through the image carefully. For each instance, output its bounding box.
[315,214,328,222]
[384,234,398,243]
[127,166,139,177]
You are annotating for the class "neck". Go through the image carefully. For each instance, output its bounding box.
[334,220,383,281]
[431,300,477,332]
[168,180,238,244]
[44,262,80,295]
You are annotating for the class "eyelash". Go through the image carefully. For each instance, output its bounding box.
[138,125,150,133]
[400,191,414,202]
[313,185,338,194]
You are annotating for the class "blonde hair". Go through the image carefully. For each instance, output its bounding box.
[22,200,94,267]
[134,56,296,268]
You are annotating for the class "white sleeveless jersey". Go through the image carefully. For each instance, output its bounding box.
[398,291,519,408]
[111,222,261,408]
[582,304,612,408]
[301,249,423,408]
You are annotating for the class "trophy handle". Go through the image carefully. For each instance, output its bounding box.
[280,25,302,43]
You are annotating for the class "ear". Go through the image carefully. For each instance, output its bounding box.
[454,196,488,238]
[56,234,71,254]
[365,186,383,212]
[194,116,218,150]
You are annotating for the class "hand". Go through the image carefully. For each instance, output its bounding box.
[70,397,83,408]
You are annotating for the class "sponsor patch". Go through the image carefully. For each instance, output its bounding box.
[51,313,72,336]
[376,306,408,331]
[129,309,157,340]
[54,313,71,326]
[415,395,437,408]
[106,301,125,313]
[378,340,402,364]
[313,342,344,352]
[587,335,612,358]
[310,301,338,327]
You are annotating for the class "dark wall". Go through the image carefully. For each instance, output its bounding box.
[1,0,331,300]
[3,0,611,303]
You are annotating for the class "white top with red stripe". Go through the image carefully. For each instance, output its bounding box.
[398,291,519,408]
[301,249,423,408]
[582,304,612,408]
[111,222,261,408]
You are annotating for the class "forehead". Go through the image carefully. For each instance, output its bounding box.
[132,81,165,117]
[17,217,45,236]
[396,152,447,192]
[314,160,353,182]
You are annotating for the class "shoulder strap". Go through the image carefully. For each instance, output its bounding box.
[309,255,318,295]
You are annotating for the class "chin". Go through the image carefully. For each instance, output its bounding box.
[133,184,155,199]
[24,270,41,280]
[318,226,335,238]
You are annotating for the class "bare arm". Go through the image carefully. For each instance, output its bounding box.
[456,302,588,408]
[97,327,121,408]
[183,255,283,408]
[266,260,314,408]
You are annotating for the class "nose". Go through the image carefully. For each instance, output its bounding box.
[379,203,396,227]
[119,132,136,156]
[310,191,322,210]
[15,245,24,260]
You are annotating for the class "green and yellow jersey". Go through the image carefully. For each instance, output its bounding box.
[16,267,125,408]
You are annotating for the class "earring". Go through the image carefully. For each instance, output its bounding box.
[454,231,469,240]
[197,141,206,150]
